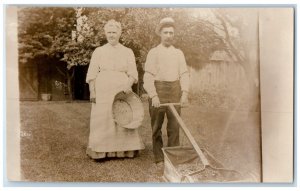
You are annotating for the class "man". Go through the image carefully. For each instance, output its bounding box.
[143,17,190,165]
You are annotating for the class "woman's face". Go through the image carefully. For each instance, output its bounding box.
[105,26,121,46]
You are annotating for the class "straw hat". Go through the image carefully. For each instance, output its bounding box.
[112,91,144,129]
[155,17,175,36]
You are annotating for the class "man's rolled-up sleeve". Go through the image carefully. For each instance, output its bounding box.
[178,50,190,93]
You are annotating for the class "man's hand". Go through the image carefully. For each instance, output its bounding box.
[152,96,160,108]
[180,91,189,107]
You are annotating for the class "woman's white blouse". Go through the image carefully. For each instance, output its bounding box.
[86,43,138,83]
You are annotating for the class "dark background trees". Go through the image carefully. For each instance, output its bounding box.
[18,7,260,110]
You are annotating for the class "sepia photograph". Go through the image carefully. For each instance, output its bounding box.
[5,5,294,184]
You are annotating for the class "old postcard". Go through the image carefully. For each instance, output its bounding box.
[5,5,294,184]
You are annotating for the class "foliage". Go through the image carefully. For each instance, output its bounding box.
[18,7,226,70]
[18,7,259,106]
[211,9,260,110]
[83,8,226,68]
[18,7,77,64]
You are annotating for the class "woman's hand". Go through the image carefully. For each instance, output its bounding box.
[89,80,96,103]
[122,86,132,94]
[90,97,96,103]
[123,76,135,94]
[90,90,96,103]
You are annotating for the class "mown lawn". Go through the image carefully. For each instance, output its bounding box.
[20,101,261,182]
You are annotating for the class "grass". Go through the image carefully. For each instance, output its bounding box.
[20,100,261,182]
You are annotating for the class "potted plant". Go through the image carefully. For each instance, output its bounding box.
[41,92,51,101]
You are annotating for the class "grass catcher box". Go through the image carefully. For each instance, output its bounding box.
[162,146,245,183]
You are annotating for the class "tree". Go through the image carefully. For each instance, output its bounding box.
[81,8,226,94]
[19,7,255,104]
[18,7,77,100]
[211,9,260,111]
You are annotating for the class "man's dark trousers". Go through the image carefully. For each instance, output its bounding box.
[148,80,181,163]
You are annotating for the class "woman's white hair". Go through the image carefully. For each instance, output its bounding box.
[104,19,122,33]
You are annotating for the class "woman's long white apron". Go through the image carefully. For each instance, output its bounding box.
[87,70,144,157]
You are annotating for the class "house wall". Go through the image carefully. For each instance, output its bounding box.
[19,62,39,101]
[73,65,90,100]
[38,60,68,101]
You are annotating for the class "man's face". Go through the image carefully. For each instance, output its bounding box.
[105,26,121,46]
[160,27,174,47]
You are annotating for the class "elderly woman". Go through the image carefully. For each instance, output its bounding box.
[86,20,144,159]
